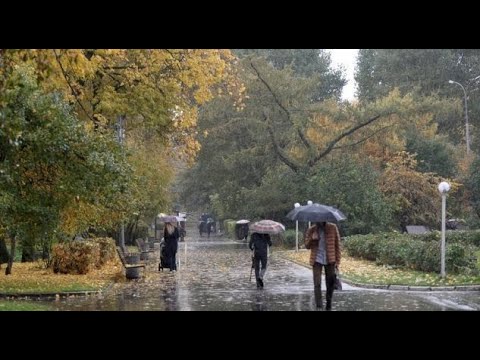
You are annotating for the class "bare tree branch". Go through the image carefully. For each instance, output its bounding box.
[52,50,96,125]
[332,124,396,149]
[250,61,312,150]
[308,114,389,167]
[264,114,301,173]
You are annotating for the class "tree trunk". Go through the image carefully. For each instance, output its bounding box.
[6,235,16,275]
[21,245,35,262]
[0,237,9,267]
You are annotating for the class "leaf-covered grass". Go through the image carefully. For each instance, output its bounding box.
[0,300,52,311]
[0,260,122,295]
[282,250,480,286]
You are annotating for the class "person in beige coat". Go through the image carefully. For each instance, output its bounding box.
[304,221,341,310]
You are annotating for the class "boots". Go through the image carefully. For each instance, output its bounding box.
[256,278,264,289]
[326,294,332,311]
[259,268,266,288]
[314,285,323,309]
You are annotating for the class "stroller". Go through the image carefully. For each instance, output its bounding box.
[158,240,170,271]
[158,240,179,271]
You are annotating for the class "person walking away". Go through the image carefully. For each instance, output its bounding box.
[207,217,214,238]
[249,232,272,289]
[164,222,179,271]
[304,221,341,310]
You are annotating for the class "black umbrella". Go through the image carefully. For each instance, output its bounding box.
[286,203,346,222]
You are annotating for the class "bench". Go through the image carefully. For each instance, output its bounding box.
[116,246,146,279]
[135,238,153,261]
[405,225,430,234]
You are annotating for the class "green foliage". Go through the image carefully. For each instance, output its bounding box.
[0,65,130,257]
[234,49,346,101]
[355,49,480,151]
[403,230,480,247]
[179,52,345,214]
[307,157,394,235]
[405,132,457,178]
[344,232,479,274]
[282,229,298,249]
[466,156,480,219]
[223,220,237,238]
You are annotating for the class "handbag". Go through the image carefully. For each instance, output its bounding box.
[334,266,342,290]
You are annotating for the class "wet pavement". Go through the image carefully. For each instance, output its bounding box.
[28,234,480,311]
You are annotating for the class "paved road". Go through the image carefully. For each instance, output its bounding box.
[38,235,480,311]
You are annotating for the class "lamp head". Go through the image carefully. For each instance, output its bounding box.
[438,181,451,194]
[294,203,301,208]
[307,200,313,205]
[448,80,454,84]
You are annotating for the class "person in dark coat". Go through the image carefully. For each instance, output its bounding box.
[163,222,179,271]
[249,232,272,289]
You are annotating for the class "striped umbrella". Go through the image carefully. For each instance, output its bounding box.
[158,215,178,223]
[249,220,285,235]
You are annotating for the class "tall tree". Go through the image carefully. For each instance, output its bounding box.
[355,49,480,151]
[234,49,346,101]
[0,65,130,270]
[0,49,242,250]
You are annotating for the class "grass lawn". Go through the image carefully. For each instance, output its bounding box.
[281,249,480,287]
[0,300,53,311]
[0,260,123,295]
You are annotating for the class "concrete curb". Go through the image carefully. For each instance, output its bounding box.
[0,281,115,299]
[275,251,480,292]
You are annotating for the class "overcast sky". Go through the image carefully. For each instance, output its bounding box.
[327,49,358,101]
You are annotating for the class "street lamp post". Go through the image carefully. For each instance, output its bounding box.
[307,200,313,228]
[294,203,300,252]
[116,115,126,251]
[448,80,470,155]
[438,181,451,278]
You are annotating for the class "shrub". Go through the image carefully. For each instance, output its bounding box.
[88,237,116,266]
[281,229,297,249]
[223,220,237,238]
[344,231,479,274]
[51,240,101,274]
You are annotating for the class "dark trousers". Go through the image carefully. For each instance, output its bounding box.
[254,253,267,281]
[313,262,335,309]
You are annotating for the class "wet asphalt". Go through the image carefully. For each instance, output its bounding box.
[34,233,480,311]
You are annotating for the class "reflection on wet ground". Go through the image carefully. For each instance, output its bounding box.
[27,237,480,311]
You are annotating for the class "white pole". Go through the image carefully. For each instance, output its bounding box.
[441,192,446,278]
[185,241,187,267]
[117,115,126,251]
[295,220,299,252]
[120,223,125,252]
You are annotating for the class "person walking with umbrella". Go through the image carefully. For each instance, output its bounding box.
[163,221,180,272]
[248,220,283,289]
[287,203,345,310]
[305,221,341,310]
[249,232,272,289]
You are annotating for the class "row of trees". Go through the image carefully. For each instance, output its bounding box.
[178,49,480,235]
[3,49,480,273]
[0,49,242,273]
